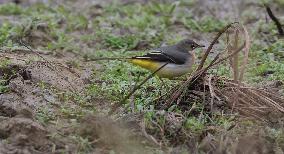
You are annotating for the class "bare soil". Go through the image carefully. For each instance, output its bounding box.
[0,0,283,153]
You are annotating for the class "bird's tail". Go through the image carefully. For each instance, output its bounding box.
[128,58,158,70]
[85,57,154,70]
[85,57,132,61]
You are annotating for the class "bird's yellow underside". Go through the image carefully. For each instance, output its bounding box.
[129,59,160,72]
[129,59,190,78]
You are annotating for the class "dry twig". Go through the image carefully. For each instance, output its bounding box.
[197,22,239,70]
[265,4,284,36]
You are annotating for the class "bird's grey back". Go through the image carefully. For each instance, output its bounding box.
[155,45,190,64]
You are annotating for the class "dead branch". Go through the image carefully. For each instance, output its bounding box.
[197,22,239,70]
[265,4,284,36]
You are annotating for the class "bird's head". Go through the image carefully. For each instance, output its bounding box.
[176,39,205,52]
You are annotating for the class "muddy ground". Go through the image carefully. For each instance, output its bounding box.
[0,0,284,153]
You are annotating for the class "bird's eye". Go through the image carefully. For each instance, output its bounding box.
[191,44,195,49]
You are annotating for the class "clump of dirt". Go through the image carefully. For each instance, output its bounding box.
[25,61,85,91]
[0,92,27,117]
[198,131,275,153]
[1,51,87,91]
[0,108,52,153]
[0,51,93,153]
[78,114,155,154]
[0,51,88,115]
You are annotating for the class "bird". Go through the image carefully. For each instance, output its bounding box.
[129,39,204,78]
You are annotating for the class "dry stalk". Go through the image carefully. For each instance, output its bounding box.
[208,75,215,111]
[214,77,284,121]
[238,25,250,82]
[231,28,239,82]
[225,24,250,83]
[141,119,161,147]
[229,28,240,112]
[197,22,239,71]
[250,90,284,112]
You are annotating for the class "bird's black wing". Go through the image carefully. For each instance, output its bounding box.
[132,46,188,65]
[131,50,175,63]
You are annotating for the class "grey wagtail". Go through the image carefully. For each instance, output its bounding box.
[129,39,204,78]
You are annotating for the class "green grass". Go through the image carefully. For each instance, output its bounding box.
[0,3,24,15]
[0,22,14,45]
[86,49,177,111]
[245,39,284,83]
[0,58,10,93]
[103,34,139,50]
[182,16,226,32]
[184,117,205,134]
[0,80,8,93]
[0,1,283,153]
